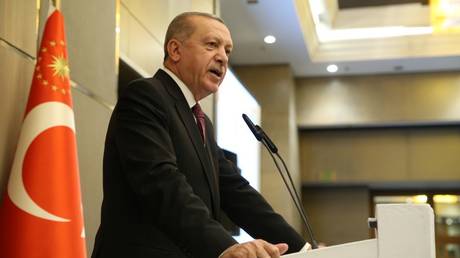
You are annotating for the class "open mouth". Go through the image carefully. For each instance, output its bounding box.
[209,68,223,78]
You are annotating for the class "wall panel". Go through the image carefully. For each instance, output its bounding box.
[0,0,37,56]
[121,4,164,76]
[300,128,460,183]
[191,0,214,12]
[62,0,117,105]
[72,90,112,256]
[302,187,370,245]
[296,73,460,127]
[408,129,460,180]
[300,129,408,182]
[298,72,460,183]
[121,0,169,44]
[0,43,34,197]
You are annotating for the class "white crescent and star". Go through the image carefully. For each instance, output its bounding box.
[7,102,75,222]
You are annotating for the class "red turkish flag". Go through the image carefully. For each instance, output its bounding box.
[0,9,87,258]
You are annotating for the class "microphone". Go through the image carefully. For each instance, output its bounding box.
[255,125,278,153]
[242,114,319,249]
[242,114,262,141]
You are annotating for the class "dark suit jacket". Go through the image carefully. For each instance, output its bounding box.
[91,69,305,258]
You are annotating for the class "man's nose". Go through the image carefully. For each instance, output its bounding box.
[216,48,229,65]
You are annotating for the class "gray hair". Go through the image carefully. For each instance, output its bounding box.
[163,12,225,61]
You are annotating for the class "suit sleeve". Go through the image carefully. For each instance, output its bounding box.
[217,147,306,254]
[113,81,236,258]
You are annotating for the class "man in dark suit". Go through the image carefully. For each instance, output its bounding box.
[92,12,306,258]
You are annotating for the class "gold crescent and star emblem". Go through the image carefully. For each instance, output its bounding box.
[48,54,70,80]
[35,40,71,95]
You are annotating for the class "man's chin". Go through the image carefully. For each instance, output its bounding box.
[204,82,220,93]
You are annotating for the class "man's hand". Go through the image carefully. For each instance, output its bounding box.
[220,239,288,258]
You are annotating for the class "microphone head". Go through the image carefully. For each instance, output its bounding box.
[242,114,262,141]
[255,125,278,153]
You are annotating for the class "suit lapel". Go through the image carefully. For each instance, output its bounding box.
[175,103,220,217]
[155,70,220,217]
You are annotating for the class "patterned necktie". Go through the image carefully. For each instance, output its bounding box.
[192,103,206,143]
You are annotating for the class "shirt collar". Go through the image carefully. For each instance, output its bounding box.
[162,66,197,108]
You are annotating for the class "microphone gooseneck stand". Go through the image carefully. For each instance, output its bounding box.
[242,114,319,249]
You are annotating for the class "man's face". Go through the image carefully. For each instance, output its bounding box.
[176,16,233,101]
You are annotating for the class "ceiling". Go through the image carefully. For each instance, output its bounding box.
[220,0,460,77]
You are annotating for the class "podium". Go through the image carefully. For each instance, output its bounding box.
[282,204,435,258]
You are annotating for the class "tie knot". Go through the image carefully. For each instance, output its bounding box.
[192,104,205,119]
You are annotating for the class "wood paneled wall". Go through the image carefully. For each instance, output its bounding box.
[296,72,460,128]
[0,0,38,199]
[297,72,460,246]
[300,127,460,182]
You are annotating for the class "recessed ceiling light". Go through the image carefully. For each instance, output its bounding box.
[326,64,338,73]
[264,35,276,44]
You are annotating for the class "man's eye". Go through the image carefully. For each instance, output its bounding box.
[207,42,218,48]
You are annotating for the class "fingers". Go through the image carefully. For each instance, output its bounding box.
[220,240,289,258]
[275,243,289,254]
[257,240,279,257]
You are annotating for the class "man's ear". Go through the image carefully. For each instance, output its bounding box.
[166,39,181,62]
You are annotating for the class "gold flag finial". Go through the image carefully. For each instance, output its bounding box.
[51,0,61,10]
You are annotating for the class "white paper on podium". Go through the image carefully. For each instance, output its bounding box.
[282,239,377,258]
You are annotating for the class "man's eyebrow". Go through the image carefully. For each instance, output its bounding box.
[204,35,219,41]
[204,35,233,50]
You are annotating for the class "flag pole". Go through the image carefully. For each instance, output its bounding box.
[51,0,61,10]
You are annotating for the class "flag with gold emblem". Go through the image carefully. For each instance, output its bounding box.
[0,8,86,258]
